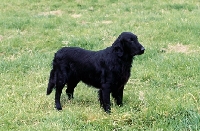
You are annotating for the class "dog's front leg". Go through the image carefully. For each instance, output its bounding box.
[101,84,111,114]
[116,86,124,106]
[112,86,124,106]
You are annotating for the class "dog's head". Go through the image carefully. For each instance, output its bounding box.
[113,32,145,57]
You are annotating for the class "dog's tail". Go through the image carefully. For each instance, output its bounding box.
[47,58,57,95]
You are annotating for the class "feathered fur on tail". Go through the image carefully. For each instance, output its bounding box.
[46,59,57,95]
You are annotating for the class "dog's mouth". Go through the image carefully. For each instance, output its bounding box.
[137,50,145,55]
[132,47,145,56]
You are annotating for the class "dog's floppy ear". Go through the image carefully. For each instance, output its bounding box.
[113,35,124,57]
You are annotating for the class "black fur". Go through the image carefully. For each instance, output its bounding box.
[47,32,145,113]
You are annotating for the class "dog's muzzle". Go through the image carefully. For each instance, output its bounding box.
[140,47,145,54]
[135,47,145,55]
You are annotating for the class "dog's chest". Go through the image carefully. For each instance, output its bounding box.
[111,64,131,86]
[120,65,130,82]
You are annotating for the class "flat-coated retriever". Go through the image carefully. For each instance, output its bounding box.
[47,32,145,113]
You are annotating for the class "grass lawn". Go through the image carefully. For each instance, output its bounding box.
[0,0,200,130]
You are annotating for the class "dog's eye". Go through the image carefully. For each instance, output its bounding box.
[130,38,134,42]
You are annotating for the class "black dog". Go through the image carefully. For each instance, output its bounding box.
[47,32,145,113]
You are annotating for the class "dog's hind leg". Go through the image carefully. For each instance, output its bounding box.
[54,68,66,110]
[55,84,64,110]
[66,79,79,100]
[98,90,103,107]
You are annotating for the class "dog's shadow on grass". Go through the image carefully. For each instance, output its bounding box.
[60,94,98,108]
[59,93,132,111]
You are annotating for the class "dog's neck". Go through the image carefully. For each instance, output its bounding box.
[121,54,134,65]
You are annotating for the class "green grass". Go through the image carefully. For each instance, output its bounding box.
[0,0,200,130]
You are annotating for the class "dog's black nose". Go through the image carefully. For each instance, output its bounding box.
[141,47,145,51]
[138,47,145,55]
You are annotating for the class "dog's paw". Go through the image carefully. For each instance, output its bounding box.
[103,104,111,114]
[55,107,62,111]
[105,110,111,114]
[55,104,62,111]
[66,93,74,100]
